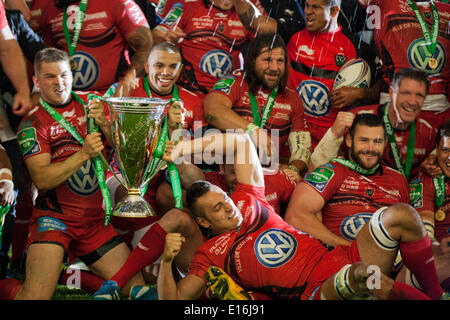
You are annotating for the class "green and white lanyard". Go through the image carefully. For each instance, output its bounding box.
[39,92,112,226]
[406,0,440,69]
[249,86,278,128]
[433,174,446,207]
[62,0,88,57]
[0,203,10,249]
[383,103,416,180]
[143,77,183,209]
[332,157,380,176]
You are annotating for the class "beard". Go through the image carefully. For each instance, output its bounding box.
[54,0,80,9]
[349,145,382,170]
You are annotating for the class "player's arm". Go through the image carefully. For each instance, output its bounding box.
[158,233,206,300]
[0,144,14,205]
[168,132,264,188]
[124,26,153,77]
[285,182,352,247]
[204,91,249,131]
[0,24,31,116]
[233,0,277,34]
[24,132,105,192]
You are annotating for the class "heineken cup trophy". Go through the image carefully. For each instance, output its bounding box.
[106,97,167,218]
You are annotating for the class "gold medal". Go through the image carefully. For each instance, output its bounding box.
[435,209,446,222]
[70,58,78,71]
[428,57,438,70]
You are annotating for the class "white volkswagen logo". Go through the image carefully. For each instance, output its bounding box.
[407,38,446,75]
[200,50,233,78]
[340,212,372,241]
[67,159,99,196]
[71,51,100,90]
[297,80,330,117]
[254,229,297,268]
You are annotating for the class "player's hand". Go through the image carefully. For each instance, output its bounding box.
[164,27,186,44]
[279,164,302,183]
[87,98,109,128]
[162,140,176,162]
[81,132,104,159]
[0,179,14,206]
[331,111,355,139]
[420,153,442,178]
[162,232,185,263]
[115,69,140,97]
[168,100,186,130]
[331,86,364,109]
[12,91,32,116]
[249,127,274,160]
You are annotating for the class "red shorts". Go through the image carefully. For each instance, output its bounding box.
[302,240,361,300]
[28,208,120,261]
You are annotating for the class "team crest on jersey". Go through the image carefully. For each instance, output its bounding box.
[297,80,330,117]
[71,51,100,90]
[407,38,446,75]
[254,229,297,268]
[335,54,347,67]
[17,127,41,158]
[211,75,236,94]
[340,212,372,241]
[67,159,99,196]
[200,50,233,79]
[304,166,334,192]
[409,181,423,209]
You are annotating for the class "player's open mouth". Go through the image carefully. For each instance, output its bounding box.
[401,105,417,113]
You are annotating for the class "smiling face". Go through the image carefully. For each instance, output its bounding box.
[33,60,73,105]
[346,124,386,170]
[253,47,286,89]
[194,185,242,235]
[437,136,450,178]
[389,78,427,126]
[145,48,183,95]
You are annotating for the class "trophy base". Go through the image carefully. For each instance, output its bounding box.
[112,194,156,218]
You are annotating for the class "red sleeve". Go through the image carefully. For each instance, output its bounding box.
[264,170,296,203]
[303,162,346,203]
[209,71,244,105]
[0,2,8,30]
[114,0,149,38]
[421,175,437,213]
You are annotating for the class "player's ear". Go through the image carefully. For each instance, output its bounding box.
[195,216,211,229]
[345,131,352,149]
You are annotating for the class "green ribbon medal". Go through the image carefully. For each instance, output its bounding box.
[407,0,440,69]
[249,86,278,128]
[383,103,416,179]
[62,0,88,69]
[0,203,10,249]
[433,174,445,207]
[332,157,380,176]
[39,92,112,226]
[143,77,183,209]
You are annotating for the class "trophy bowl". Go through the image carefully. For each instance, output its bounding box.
[106,97,167,218]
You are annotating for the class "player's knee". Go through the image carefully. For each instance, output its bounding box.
[384,203,424,232]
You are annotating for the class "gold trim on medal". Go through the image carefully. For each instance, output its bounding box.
[435,209,446,222]
[428,57,438,69]
[70,58,78,71]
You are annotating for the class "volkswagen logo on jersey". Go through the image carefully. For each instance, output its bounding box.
[297,80,331,117]
[67,159,99,196]
[254,229,297,268]
[340,212,372,241]
[407,38,446,75]
[200,50,233,79]
[71,51,100,90]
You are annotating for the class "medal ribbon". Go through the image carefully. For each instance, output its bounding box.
[433,174,445,207]
[332,157,380,176]
[406,0,440,63]
[249,86,278,128]
[383,103,416,179]
[62,0,88,57]
[0,203,10,249]
[142,77,183,209]
[40,92,112,226]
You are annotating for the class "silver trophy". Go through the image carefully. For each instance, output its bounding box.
[106,97,167,218]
